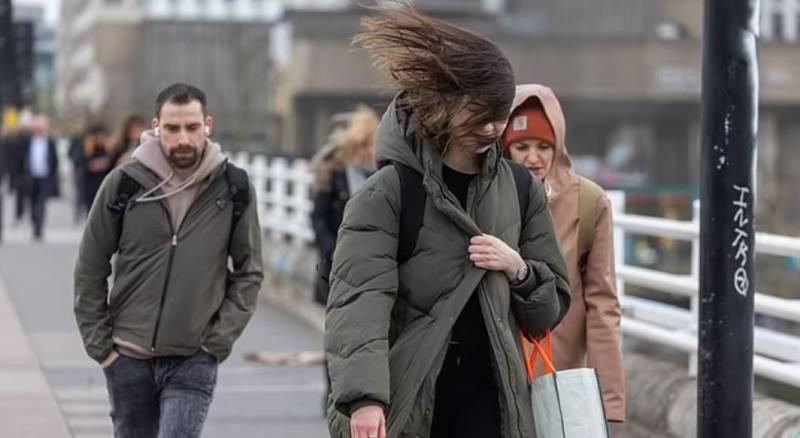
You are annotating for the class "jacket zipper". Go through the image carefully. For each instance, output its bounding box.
[150,205,177,352]
[141,166,226,352]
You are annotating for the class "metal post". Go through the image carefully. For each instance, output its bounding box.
[698,0,759,436]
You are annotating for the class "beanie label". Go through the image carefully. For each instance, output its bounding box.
[512,115,527,132]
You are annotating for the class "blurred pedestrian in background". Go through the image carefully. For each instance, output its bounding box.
[67,117,88,223]
[81,124,115,211]
[10,109,35,225]
[0,108,20,243]
[310,104,379,415]
[112,114,145,168]
[18,114,60,241]
[311,105,379,306]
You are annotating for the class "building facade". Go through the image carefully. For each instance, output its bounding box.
[55,0,800,226]
[56,0,295,149]
[271,1,800,211]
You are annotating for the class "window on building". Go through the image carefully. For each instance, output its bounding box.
[797,13,800,39]
[772,12,785,40]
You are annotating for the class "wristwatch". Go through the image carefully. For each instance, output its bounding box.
[512,261,529,285]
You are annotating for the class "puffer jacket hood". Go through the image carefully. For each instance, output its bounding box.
[375,97,504,179]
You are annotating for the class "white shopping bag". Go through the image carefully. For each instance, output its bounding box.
[523,333,609,438]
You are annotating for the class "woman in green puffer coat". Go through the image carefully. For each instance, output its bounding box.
[325,4,572,438]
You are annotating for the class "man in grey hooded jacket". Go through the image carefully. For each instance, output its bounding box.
[73,83,263,438]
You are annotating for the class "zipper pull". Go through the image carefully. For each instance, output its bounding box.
[172,234,178,246]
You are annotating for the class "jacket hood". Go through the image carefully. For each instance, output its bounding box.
[131,129,226,202]
[374,97,425,174]
[374,95,506,238]
[375,96,503,178]
[508,84,578,202]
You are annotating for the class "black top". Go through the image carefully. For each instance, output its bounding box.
[441,165,495,382]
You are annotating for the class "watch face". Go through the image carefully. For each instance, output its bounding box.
[517,265,527,281]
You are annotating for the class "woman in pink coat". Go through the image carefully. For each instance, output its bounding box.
[502,84,626,425]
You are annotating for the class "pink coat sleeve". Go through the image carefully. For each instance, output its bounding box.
[583,194,626,422]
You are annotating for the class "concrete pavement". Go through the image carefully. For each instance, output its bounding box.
[0,274,72,438]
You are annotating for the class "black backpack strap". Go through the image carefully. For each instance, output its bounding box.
[380,160,426,265]
[224,162,251,235]
[507,159,533,223]
[107,171,142,215]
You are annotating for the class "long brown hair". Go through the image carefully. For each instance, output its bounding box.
[353,2,515,150]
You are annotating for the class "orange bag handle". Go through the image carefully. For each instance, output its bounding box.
[521,331,556,381]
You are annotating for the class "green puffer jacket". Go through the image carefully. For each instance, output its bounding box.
[325,99,571,438]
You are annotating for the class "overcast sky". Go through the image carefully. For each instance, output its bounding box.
[12,0,60,26]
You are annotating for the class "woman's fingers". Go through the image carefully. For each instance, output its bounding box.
[470,253,497,263]
[379,417,387,438]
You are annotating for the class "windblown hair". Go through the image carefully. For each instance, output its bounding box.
[312,105,380,191]
[353,2,515,149]
[328,105,380,166]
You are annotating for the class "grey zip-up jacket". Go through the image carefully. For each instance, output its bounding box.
[325,99,571,437]
[74,158,263,363]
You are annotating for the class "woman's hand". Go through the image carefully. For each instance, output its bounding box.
[469,234,525,281]
[351,405,386,438]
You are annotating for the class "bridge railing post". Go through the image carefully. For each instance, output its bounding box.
[608,191,627,307]
[689,199,701,377]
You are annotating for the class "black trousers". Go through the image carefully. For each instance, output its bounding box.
[430,344,502,438]
[29,177,48,238]
[14,175,27,221]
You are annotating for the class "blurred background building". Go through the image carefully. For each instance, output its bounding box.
[2,0,800,421]
[0,0,53,112]
[44,0,800,237]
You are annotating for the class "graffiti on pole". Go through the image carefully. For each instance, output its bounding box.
[732,184,751,297]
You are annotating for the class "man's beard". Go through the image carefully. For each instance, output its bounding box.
[168,145,200,169]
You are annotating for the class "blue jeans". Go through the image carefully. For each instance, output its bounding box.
[103,351,218,438]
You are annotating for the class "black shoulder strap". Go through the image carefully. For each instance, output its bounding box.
[507,159,533,222]
[224,162,251,233]
[107,172,142,214]
[380,161,426,265]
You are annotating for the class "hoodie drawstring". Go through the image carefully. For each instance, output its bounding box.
[135,170,199,203]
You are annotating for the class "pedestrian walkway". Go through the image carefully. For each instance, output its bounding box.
[0,187,82,245]
[0,195,329,437]
[0,275,72,438]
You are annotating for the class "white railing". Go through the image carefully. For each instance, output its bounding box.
[233,153,800,388]
[608,192,800,387]
[230,153,315,246]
